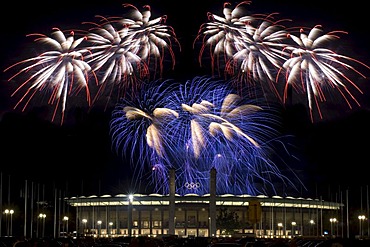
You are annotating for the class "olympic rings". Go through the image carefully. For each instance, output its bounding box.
[184,182,201,189]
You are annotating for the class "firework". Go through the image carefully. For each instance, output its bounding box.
[194,2,292,100]
[165,76,291,195]
[279,25,370,121]
[118,4,180,77]
[225,13,290,98]
[3,28,93,125]
[4,3,180,122]
[194,1,254,77]
[3,1,369,197]
[83,15,150,108]
[111,76,298,195]
[196,2,370,122]
[83,4,180,107]
[110,79,178,192]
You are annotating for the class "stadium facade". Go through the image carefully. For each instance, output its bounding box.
[65,168,343,238]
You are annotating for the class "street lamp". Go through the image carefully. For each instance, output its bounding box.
[82,219,87,236]
[128,194,134,237]
[109,222,113,236]
[4,209,14,236]
[330,218,337,238]
[277,223,283,238]
[97,220,102,237]
[208,217,211,237]
[309,220,315,236]
[291,221,296,237]
[39,213,46,238]
[358,215,365,239]
[9,210,14,236]
[63,216,69,237]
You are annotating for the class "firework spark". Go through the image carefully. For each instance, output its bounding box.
[118,4,180,77]
[194,1,254,76]
[111,76,299,195]
[279,25,370,121]
[82,4,180,108]
[165,76,290,195]
[195,2,370,122]
[225,13,290,98]
[110,80,178,191]
[4,3,180,122]
[194,2,291,100]
[3,1,369,197]
[83,15,150,107]
[3,28,94,125]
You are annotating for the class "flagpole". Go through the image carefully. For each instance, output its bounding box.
[367,185,369,238]
[0,172,3,237]
[24,180,28,238]
[346,189,349,238]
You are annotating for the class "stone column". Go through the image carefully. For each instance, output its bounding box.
[169,168,176,235]
[209,168,217,236]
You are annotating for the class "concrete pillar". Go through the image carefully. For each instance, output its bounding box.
[169,168,176,235]
[209,168,217,236]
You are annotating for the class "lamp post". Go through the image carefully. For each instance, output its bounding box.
[9,210,14,236]
[128,194,134,237]
[330,218,337,238]
[358,215,365,239]
[63,216,69,237]
[174,216,177,236]
[4,209,9,236]
[309,220,315,236]
[277,223,283,238]
[208,217,211,237]
[291,221,296,237]
[82,219,87,236]
[97,220,102,237]
[39,213,46,238]
[109,222,113,236]
[4,209,13,236]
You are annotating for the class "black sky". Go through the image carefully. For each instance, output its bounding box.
[0,0,369,202]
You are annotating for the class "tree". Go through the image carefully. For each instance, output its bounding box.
[216,207,242,235]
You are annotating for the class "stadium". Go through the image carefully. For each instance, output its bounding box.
[65,168,343,239]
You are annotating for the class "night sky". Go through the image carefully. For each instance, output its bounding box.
[0,0,369,206]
